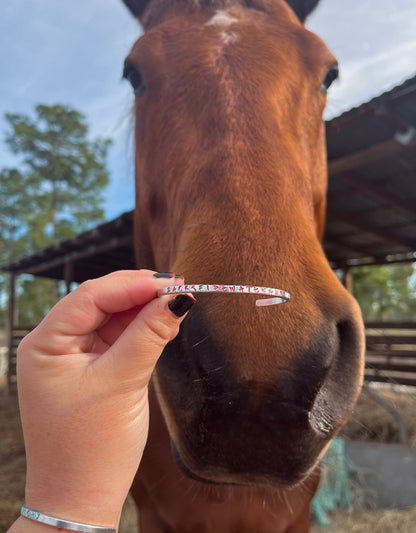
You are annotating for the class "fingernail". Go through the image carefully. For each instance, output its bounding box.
[153,272,183,279]
[168,294,196,317]
[153,272,176,278]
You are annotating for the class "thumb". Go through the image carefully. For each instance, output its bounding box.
[97,294,196,388]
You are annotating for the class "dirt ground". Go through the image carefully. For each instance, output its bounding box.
[1,382,415,533]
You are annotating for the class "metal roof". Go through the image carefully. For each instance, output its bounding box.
[2,75,416,281]
[324,74,416,268]
[1,212,136,283]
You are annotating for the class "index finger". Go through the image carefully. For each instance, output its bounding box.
[34,270,180,339]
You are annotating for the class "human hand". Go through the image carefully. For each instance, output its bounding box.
[11,270,194,531]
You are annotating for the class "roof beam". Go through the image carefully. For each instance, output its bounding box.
[326,208,414,250]
[327,185,358,202]
[332,252,416,269]
[328,132,416,176]
[323,235,372,258]
[340,172,416,219]
[9,236,133,277]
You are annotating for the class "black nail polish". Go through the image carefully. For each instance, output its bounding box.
[168,294,196,317]
[153,272,182,279]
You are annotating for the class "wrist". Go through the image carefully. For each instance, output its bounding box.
[9,509,120,533]
[24,472,125,530]
[9,515,59,533]
[23,488,123,531]
[21,396,145,531]
[7,516,63,533]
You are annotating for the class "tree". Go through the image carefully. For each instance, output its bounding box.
[0,104,112,326]
[351,263,416,321]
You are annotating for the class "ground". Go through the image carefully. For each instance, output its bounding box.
[1,381,415,533]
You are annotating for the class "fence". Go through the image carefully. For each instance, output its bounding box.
[7,326,35,388]
[365,321,416,387]
[5,322,416,389]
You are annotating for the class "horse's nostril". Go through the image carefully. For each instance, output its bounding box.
[309,317,364,436]
[292,321,339,413]
[336,319,358,358]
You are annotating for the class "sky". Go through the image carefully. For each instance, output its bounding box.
[1,0,415,221]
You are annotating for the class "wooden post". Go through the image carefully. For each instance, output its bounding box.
[64,260,74,294]
[341,267,353,294]
[7,273,17,390]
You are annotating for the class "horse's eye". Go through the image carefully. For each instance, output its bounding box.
[321,65,339,94]
[123,62,146,96]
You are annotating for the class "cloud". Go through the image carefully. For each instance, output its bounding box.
[308,0,416,118]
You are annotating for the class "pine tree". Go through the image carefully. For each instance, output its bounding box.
[352,264,416,321]
[0,104,112,326]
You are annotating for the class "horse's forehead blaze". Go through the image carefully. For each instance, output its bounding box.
[205,9,239,27]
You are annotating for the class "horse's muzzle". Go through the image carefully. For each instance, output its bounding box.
[154,300,363,487]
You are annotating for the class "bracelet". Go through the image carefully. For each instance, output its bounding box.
[21,505,116,533]
[158,284,290,306]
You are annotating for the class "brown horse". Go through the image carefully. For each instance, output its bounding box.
[121,0,365,530]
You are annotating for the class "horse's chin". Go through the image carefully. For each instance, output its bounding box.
[171,443,232,485]
[170,435,323,489]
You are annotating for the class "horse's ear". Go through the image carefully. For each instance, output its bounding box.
[285,0,320,23]
[122,0,150,20]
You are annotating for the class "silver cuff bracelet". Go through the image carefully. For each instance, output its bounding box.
[21,505,117,533]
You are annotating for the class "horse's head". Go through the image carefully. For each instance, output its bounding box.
[123,0,365,487]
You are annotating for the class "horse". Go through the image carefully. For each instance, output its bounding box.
[121,0,365,530]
